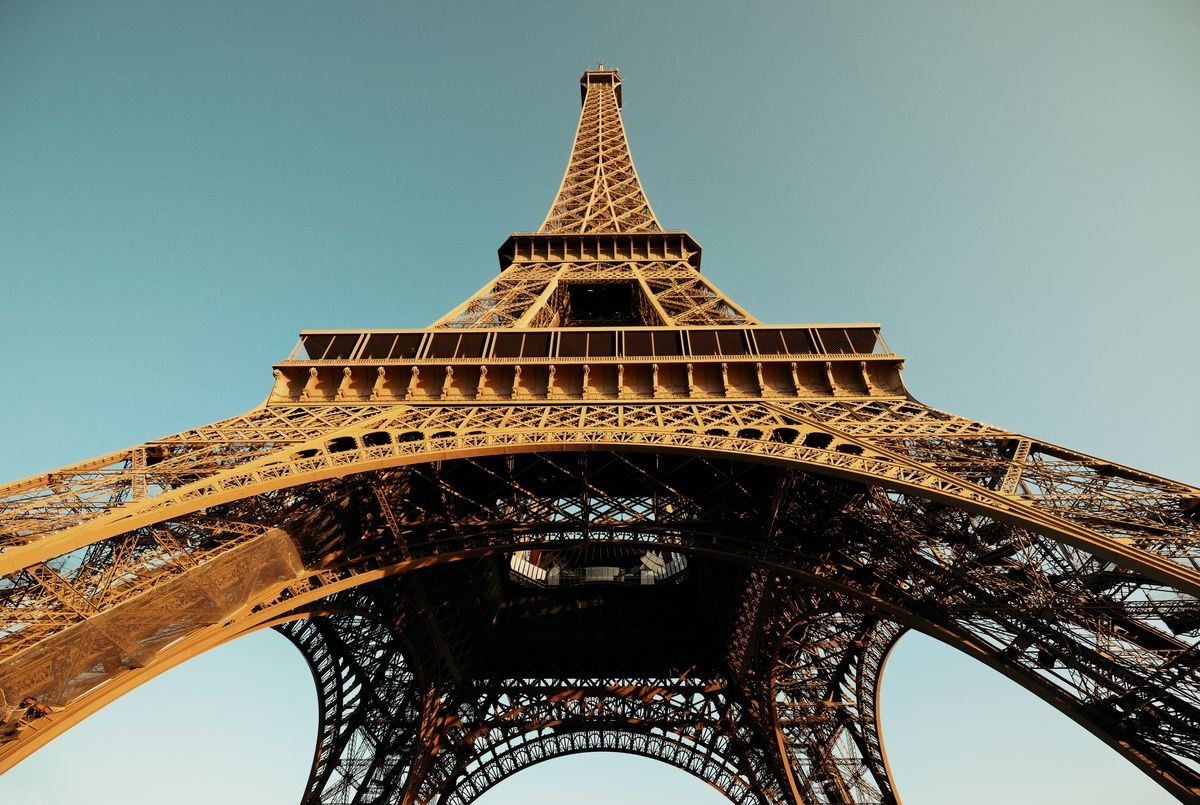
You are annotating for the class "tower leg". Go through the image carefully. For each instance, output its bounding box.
[279,610,428,804]
[770,612,903,804]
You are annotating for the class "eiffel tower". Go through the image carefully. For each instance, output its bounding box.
[2,67,1200,805]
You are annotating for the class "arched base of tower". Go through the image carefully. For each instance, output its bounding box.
[277,568,904,805]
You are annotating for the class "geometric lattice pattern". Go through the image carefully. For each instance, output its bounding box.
[433,69,754,328]
[540,68,660,234]
[2,68,1200,805]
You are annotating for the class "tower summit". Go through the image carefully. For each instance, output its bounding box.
[2,70,1200,805]
[437,66,755,329]
[541,68,660,234]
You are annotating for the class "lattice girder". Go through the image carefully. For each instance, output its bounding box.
[431,259,756,329]
[4,401,1195,598]
[540,70,660,235]
[3,439,1200,801]
[0,405,386,546]
[731,575,904,804]
[432,67,758,329]
[5,65,1200,805]
[276,576,879,805]
[427,674,789,805]
[280,611,426,804]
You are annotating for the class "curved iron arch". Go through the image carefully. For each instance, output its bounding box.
[440,727,776,805]
[6,414,1194,599]
[3,440,1199,801]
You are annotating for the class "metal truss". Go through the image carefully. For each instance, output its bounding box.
[432,67,753,329]
[4,434,1197,800]
[432,259,757,328]
[275,571,888,805]
[3,66,1200,805]
[278,596,788,804]
[540,68,660,235]
[279,605,425,804]
[731,574,904,804]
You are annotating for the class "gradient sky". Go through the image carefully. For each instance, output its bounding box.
[2,2,1198,803]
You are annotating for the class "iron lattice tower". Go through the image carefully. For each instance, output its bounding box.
[2,69,1200,805]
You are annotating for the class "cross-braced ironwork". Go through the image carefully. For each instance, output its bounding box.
[2,67,1199,804]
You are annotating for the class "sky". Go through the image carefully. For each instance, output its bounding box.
[1,1,1198,803]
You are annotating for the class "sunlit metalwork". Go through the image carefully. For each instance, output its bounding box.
[2,67,1199,804]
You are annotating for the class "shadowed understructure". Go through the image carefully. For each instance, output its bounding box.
[2,68,1199,804]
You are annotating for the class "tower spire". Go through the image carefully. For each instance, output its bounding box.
[539,68,661,233]
[433,69,757,328]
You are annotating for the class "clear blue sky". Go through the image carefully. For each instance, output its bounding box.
[1,2,1197,803]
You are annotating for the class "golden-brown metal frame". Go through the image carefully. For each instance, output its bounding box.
[2,68,1199,805]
